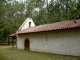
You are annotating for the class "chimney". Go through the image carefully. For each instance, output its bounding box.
[75,12,80,19]
[75,15,80,19]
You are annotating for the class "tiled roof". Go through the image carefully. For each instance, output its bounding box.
[16,19,80,34]
[9,33,16,36]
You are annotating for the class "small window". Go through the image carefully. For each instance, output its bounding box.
[29,22,31,27]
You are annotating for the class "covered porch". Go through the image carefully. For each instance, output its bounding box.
[8,33,17,48]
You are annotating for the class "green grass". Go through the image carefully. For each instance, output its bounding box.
[0,46,80,60]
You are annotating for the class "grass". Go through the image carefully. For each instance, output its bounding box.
[0,46,80,60]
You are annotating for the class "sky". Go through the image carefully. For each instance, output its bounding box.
[16,0,51,12]
[16,0,51,3]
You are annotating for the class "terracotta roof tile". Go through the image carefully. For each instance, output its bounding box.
[16,19,80,34]
[9,33,16,36]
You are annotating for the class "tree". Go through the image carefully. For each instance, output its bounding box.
[0,0,80,44]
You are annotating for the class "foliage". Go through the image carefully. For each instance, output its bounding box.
[0,0,80,43]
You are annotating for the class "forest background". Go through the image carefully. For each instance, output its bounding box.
[0,0,80,43]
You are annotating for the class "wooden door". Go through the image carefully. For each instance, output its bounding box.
[24,39,30,50]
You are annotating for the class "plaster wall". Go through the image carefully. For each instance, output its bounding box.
[17,29,80,56]
[18,18,35,31]
[21,18,35,30]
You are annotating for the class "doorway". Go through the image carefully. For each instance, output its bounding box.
[24,39,30,50]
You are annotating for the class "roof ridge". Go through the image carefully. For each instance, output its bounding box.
[16,19,80,34]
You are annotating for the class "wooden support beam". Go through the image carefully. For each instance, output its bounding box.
[7,36,10,45]
[12,37,14,48]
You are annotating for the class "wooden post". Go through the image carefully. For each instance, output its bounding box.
[12,37,14,48]
[7,36,9,45]
[16,38,17,49]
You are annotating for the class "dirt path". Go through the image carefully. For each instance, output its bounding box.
[0,45,12,48]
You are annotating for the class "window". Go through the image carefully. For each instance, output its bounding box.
[29,22,31,27]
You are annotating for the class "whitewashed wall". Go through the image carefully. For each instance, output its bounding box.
[21,18,35,30]
[18,18,35,31]
[17,29,80,56]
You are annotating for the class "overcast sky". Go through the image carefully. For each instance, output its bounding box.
[16,0,51,3]
[16,0,51,12]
